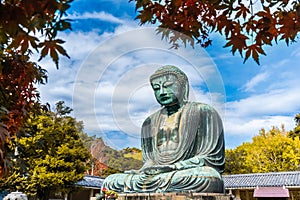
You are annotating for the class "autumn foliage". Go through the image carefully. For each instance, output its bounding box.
[131,0,300,64]
[0,54,47,175]
[0,0,72,176]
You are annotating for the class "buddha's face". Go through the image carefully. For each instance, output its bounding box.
[151,74,181,106]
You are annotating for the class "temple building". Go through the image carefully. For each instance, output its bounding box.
[224,171,300,200]
[71,171,300,200]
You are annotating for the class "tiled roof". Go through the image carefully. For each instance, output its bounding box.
[223,171,300,189]
[76,175,104,189]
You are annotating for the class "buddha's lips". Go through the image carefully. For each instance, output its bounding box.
[160,97,170,101]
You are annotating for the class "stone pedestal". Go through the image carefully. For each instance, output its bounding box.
[118,193,232,200]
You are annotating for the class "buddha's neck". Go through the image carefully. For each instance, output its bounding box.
[165,104,181,116]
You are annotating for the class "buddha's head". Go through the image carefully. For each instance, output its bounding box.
[150,65,189,107]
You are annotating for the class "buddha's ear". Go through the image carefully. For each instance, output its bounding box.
[179,81,189,105]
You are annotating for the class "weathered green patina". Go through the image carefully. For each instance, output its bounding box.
[102,65,225,193]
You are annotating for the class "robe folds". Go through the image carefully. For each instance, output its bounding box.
[102,102,225,193]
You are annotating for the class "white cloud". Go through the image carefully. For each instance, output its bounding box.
[242,72,269,92]
[223,114,295,149]
[224,115,294,136]
[227,87,300,118]
[291,47,300,57]
[223,85,300,147]
[37,30,107,106]
[69,11,125,24]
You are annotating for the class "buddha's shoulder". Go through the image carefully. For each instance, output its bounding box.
[142,109,161,126]
[185,102,216,112]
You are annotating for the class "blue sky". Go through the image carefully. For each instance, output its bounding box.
[37,0,300,150]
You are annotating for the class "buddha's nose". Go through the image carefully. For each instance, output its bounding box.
[160,87,166,95]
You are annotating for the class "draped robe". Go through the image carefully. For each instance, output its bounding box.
[102,102,225,193]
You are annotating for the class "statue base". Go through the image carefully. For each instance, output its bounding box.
[118,193,231,200]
